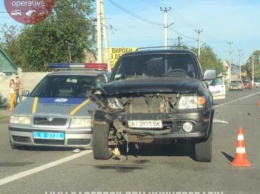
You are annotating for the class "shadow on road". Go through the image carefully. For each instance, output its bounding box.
[221,151,234,162]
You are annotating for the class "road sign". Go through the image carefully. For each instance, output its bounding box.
[105,47,137,68]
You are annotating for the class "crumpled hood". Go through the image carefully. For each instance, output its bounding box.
[13,97,97,116]
[102,77,203,95]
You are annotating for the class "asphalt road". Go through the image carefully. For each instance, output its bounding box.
[1,88,260,194]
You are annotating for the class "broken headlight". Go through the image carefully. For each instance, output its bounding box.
[107,98,124,110]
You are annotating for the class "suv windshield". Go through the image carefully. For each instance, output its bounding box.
[112,53,196,80]
[30,75,98,98]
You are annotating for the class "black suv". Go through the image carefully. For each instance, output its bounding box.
[89,49,216,162]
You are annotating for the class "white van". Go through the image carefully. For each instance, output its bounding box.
[208,76,226,100]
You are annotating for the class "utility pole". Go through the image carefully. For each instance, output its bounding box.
[252,53,255,84]
[100,0,111,72]
[195,29,203,59]
[237,49,243,79]
[96,0,102,63]
[160,7,171,48]
[227,41,233,82]
[177,36,182,48]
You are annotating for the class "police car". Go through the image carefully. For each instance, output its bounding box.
[8,63,110,150]
[208,76,226,100]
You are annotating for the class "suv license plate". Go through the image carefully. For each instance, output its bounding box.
[128,120,162,128]
[33,132,65,140]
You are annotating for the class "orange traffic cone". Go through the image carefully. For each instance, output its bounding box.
[231,127,251,167]
[258,99,260,107]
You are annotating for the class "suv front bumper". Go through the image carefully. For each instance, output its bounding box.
[93,109,214,140]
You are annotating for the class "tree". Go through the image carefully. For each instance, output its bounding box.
[245,50,260,80]
[4,0,96,72]
[0,24,23,67]
[191,44,225,76]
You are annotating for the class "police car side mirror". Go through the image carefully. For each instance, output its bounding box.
[22,90,30,97]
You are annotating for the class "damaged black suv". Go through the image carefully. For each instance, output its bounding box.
[89,48,216,162]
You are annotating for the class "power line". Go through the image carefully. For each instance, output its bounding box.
[106,0,163,26]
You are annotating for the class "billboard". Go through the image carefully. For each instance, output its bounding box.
[104,47,137,68]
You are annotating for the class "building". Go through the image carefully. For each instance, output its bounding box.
[0,46,17,75]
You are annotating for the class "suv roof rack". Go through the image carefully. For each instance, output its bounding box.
[136,46,190,51]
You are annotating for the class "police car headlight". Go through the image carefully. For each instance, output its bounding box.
[107,98,124,110]
[178,96,205,109]
[70,118,91,128]
[10,116,30,124]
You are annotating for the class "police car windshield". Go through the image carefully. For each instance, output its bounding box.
[30,75,98,98]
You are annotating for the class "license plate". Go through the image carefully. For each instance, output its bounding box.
[128,120,162,128]
[33,132,65,140]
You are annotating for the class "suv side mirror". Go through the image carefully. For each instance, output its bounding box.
[203,69,217,80]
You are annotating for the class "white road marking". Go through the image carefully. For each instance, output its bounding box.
[0,150,92,186]
[214,91,260,108]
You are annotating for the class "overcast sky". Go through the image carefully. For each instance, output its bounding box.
[1,0,259,64]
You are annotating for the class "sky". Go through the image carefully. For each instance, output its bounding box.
[1,0,260,65]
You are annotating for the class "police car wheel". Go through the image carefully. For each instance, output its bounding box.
[92,123,113,160]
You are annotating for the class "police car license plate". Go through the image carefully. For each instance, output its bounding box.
[128,120,162,128]
[33,132,65,140]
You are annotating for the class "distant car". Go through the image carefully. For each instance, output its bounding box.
[243,79,252,90]
[229,80,244,91]
[8,63,109,150]
[254,80,260,88]
[208,76,226,100]
[11,9,21,16]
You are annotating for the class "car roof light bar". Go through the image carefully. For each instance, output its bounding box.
[49,63,107,70]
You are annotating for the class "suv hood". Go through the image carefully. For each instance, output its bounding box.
[103,77,203,95]
[13,97,97,116]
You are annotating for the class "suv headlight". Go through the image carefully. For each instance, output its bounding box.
[70,118,91,128]
[107,98,124,110]
[10,116,31,124]
[178,96,205,109]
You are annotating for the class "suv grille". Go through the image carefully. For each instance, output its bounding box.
[33,117,67,126]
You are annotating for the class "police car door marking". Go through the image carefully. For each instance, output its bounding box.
[70,99,90,115]
[32,97,39,114]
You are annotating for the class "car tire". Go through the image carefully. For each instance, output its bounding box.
[92,123,113,160]
[194,129,212,162]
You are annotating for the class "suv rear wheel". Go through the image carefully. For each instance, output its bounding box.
[194,130,212,162]
[92,123,113,160]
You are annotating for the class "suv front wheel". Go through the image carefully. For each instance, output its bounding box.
[194,129,212,162]
[92,123,113,160]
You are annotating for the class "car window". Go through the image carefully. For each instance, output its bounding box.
[30,75,97,98]
[112,53,196,80]
[210,77,223,86]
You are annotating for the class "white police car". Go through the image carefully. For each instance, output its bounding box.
[8,63,110,149]
[208,76,226,100]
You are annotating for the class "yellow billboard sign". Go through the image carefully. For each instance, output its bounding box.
[104,47,137,68]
